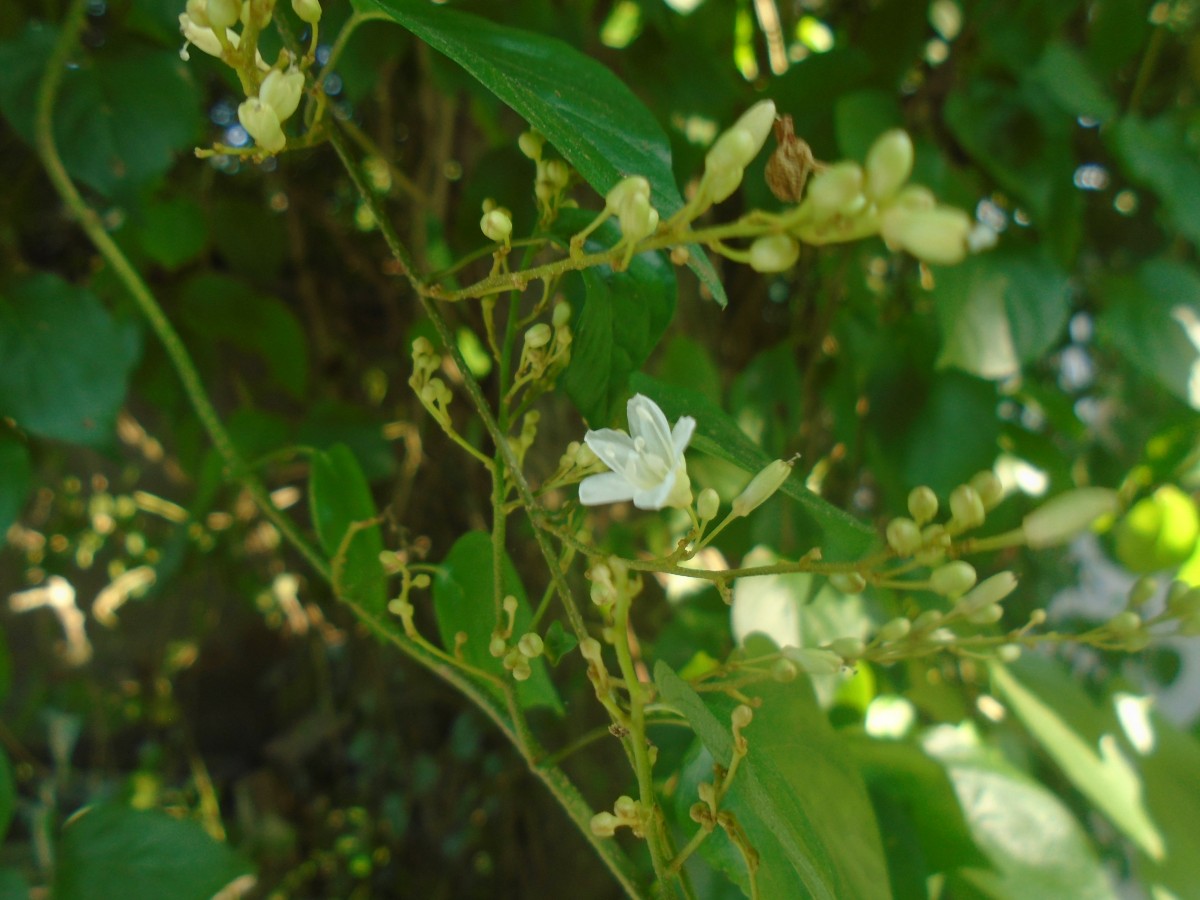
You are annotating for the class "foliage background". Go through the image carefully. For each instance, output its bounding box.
[1,0,1200,897]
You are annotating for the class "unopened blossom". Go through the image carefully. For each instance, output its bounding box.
[579,394,694,510]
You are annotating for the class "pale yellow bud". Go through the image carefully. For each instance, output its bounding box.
[864,129,913,202]
[748,234,801,273]
[207,0,239,28]
[259,67,305,122]
[829,636,866,658]
[480,208,513,243]
[955,571,1017,616]
[969,470,1004,510]
[1022,488,1120,549]
[886,517,923,556]
[613,795,638,820]
[908,485,938,524]
[966,603,1003,625]
[590,812,618,837]
[518,131,544,161]
[517,632,544,658]
[292,0,321,23]
[524,323,552,349]
[829,572,866,594]
[878,617,911,642]
[617,192,659,243]
[805,162,864,220]
[542,159,570,190]
[237,97,286,153]
[731,704,754,729]
[605,176,651,216]
[880,205,971,266]
[185,0,210,27]
[731,458,793,517]
[552,302,572,329]
[949,484,985,529]
[697,488,720,521]
[930,561,977,597]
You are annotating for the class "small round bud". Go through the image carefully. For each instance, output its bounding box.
[879,205,971,266]
[542,159,570,190]
[616,192,659,243]
[706,99,776,176]
[748,234,800,273]
[503,648,522,671]
[605,176,651,216]
[949,485,985,530]
[489,635,507,658]
[518,131,544,161]
[412,336,434,358]
[517,632,544,658]
[864,129,913,202]
[1022,488,1120,549]
[996,643,1022,663]
[524,323,552,349]
[412,573,431,589]
[966,603,1003,625]
[552,302,572,328]
[912,609,943,632]
[886,517,923,556]
[697,488,720,522]
[259,67,305,123]
[732,458,794,518]
[771,658,799,682]
[237,98,286,154]
[1108,610,1143,636]
[731,705,754,731]
[614,795,638,819]
[185,0,210,27]
[829,636,866,658]
[1128,576,1158,608]
[292,0,321,23]
[590,812,618,837]
[579,637,603,664]
[502,594,519,615]
[829,572,867,594]
[955,571,1018,616]
[480,208,513,243]
[930,561,977,597]
[512,661,533,681]
[207,0,240,29]
[879,617,912,642]
[805,162,864,220]
[908,486,939,524]
[969,470,1004,510]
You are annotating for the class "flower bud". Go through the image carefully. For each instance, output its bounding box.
[697,488,720,522]
[731,458,793,518]
[480,208,513,243]
[771,658,799,681]
[748,234,800,273]
[524,323,552,349]
[1108,610,1143,637]
[886,517,923,556]
[997,643,1021,663]
[880,205,971,266]
[829,572,866,594]
[541,159,570,191]
[930,561,977,597]
[864,129,913,202]
[512,660,532,681]
[969,470,1004,510]
[185,0,210,27]
[891,184,936,211]
[805,162,864,220]
[579,637,603,663]
[782,646,843,675]
[955,571,1017,616]
[518,130,544,160]
[489,635,507,657]
[292,0,321,23]
[237,97,286,153]
[260,67,305,122]
[915,524,950,566]
[614,795,638,820]
[912,609,943,632]
[617,192,659,243]
[207,0,240,29]
[502,594,519,616]
[605,176,651,216]
[966,603,1003,625]
[949,484,985,530]
[552,302,572,329]
[707,100,776,174]
[908,486,938,524]
[878,617,911,642]
[829,636,865,658]
[1128,576,1158,608]
[1022,488,1119,549]
[731,704,754,729]
[517,632,544,658]
[590,812,618,837]
[412,573,431,589]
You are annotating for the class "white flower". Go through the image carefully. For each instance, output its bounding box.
[580,394,695,510]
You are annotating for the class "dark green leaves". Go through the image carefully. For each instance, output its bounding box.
[1110,115,1200,250]
[0,24,203,197]
[655,660,890,900]
[349,0,724,305]
[555,210,677,426]
[53,805,252,900]
[309,443,387,616]
[0,433,32,537]
[0,274,141,447]
[631,373,877,558]
[433,532,562,714]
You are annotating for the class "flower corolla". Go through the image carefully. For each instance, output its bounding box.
[579,394,694,510]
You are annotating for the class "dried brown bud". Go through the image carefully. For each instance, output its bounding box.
[765,115,819,202]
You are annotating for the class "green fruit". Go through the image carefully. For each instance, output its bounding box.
[1115,486,1200,573]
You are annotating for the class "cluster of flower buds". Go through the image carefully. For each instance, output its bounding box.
[605,176,660,246]
[507,410,540,466]
[518,130,573,217]
[486,595,544,681]
[511,303,572,395]
[780,128,973,266]
[587,557,638,611]
[951,571,1018,625]
[409,337,452,426]
[590,795,643,838]
[556,438,600,478]
[179,0,321,156]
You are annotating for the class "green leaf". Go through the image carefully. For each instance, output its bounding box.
[0,747,13,843]
[1135,705,1200,895]
[541,620,577,666]
[655,659,891,900]
[934,248,1072,380]
[554,209,676,425]
[989,662,1164,860]
[1032,42,1116,123]
[0,432,32,537]
[843,735,987,877]
[433,532,562,714]
[53,804,252,900]
[0,274,141,447]
[176,274,308,399]
[630,373,877,558]
[922,724,1113,899]
[1097,260,1200,409]
[1110,115,1200,249]
[0,867,29,898]
[0,624,10,704]
[133,197,208,270]
[0,25,202,196]
[833,90,902,161]
[350,0,725,306]
[308,443,387,616]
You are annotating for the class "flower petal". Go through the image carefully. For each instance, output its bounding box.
[584,428,636,473]
[671,416,696,456]
[633,469,677,510]
[627,394,675,461]
[579,472,638,506]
